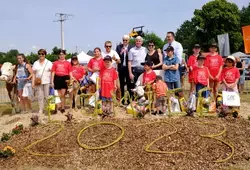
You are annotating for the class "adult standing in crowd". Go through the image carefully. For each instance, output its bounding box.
[236,56,245,93]
[162,32,183,64]
[128,36,147,90]
[13,54,33,113]
[187,44,201,95]
[32,49,52,114]
[204,43,223,98]
[116,35,133,99]
[101,41,121,100]
[145,40,163,70]
[51,49,73,113]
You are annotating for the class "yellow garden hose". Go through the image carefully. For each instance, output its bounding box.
[137,121,189,154]
[24,122,71,157]
[77,122,125,150]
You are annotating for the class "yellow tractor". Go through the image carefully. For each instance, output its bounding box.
[129,26,145,38]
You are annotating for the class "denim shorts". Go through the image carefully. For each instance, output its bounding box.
[101,96,112,102]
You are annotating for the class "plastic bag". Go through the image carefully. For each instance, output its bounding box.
[187,93,196,111]
[222,91,240,107]
[169,97,181,113]
[89,91,99,107]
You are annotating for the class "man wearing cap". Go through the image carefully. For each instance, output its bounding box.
[128,36,147,90]
[116,35,133,98]
[204,43,223,97]
[162,46,180,89]
[187,44,201,95]
[162,31,183,64]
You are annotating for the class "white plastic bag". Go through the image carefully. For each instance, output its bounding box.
[22,83,34,100]
[188,93,196,111]
[169,97,181,113]
[89,72,99,84]
[89,91,99,107]
[222,91,240,107]
[54,90,61,104]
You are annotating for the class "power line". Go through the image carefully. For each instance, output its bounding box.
[54,13,73,50]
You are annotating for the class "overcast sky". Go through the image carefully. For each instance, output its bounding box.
[0,0,249,54]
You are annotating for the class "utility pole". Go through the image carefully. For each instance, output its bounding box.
[54,13,73,50]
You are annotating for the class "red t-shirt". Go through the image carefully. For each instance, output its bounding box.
[72,66,85,81]
[221,67,240,84]
[143,70,156,85]
[204,54,223,78]
[193,66,209,86]
[187,55,198,82]
[100,67,118,98]
[87,58,104,71]
[51,60,72,76]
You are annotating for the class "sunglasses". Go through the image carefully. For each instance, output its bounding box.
[105,46,112,48]
[123,39,128,42]
[38,53,45,56]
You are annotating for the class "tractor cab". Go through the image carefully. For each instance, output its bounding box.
[129,26,145,38]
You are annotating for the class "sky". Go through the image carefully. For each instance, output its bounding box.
[0,0,249,54]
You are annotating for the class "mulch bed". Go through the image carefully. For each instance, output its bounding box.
[1,116,250,170]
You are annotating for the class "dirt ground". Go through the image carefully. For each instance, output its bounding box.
[0,105,250,170]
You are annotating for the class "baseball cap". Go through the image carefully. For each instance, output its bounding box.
[141,60,153,67]
[210,43,218,48]
[197,55,206,60]
[193,44,201,48]
[226,56,235,62]
[103,55,112,61]
[164,46,174,52]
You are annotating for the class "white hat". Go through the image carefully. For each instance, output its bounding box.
[122,35,130,40]
[226,56,235,62]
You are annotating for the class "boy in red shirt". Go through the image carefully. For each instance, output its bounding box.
[204,43,223,97]
[141,61,156,86]
[99,55,118,116]
[187,44,200,95]
[152,75,168,115]
[192,55,210,97]
[221,56,240,92]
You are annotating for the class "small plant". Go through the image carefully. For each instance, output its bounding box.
[1,133,12,142]
[0,146,15,158]
[11,123,23,135]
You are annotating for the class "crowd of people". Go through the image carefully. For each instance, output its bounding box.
[11,31,245,115]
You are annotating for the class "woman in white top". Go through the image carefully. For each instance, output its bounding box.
[32,49,53,114]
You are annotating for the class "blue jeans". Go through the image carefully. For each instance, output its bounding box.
[196,83,209,98]
[166,81,181,90]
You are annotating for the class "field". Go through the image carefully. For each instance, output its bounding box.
[0,80,250,170]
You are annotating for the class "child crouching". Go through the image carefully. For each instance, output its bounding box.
[99,55,118,116]
[152,76,168,115]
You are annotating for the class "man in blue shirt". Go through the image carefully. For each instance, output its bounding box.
[162,46,180,89]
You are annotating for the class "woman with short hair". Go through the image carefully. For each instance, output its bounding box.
[32,49,53,114]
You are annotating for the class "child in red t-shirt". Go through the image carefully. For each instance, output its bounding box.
[204,43,223,97]
[141,61,156,86]
[221,56,240,92]
[99,55,118,115]
[187,44,200,95]
[152,75,168,115]
[192,55,210,97]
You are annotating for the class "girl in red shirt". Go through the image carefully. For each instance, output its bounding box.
[99,55,118,116]
[87,47,104,73]
[51,49,73,113]
[204,43,223,98]
[221,56,240,92]
[141,61,156,85]
[192,55,210,97]
[187,44,200,95]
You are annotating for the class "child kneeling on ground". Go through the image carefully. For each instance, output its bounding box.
[221,56,240,92]
[192,55,210,97]
[152,76,168,115]
[99,55,118,116]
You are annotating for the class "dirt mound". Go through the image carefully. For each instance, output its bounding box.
[1,116,250,170]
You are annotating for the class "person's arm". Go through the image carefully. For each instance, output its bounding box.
[239,61,245,71]
[128,50,134,80]
[162,44,167,57]
[162,64,170,70]
[113,51,121,64]
[175,43,183,64]
[51,72,55,87]
[26,64,33,80]
[192,82,196,93]
[169,63,179,70]
[215,66,223,80]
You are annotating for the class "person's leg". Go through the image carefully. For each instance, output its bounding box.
[24,97,32,111]
[18,90,25,111]
[60,89,67,111]
[37,85,44,113]
[116,78,121,101]
[119,69,125,98]
[174,80,181,89]
[209,80,215,97]
[166,82,173,90]
[214,81,220,98]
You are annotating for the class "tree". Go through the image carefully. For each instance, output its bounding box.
[129,32,165,49]
[192,0,242,52]
[175,20,197,54]
[241,3,250,26]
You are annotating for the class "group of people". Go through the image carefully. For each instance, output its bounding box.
[12,31,245,115]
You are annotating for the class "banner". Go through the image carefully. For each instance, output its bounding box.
[217,33,230,56]
[242,25,250,54]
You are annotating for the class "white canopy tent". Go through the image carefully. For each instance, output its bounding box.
[231,52,250,58]
[67,51,93,64]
